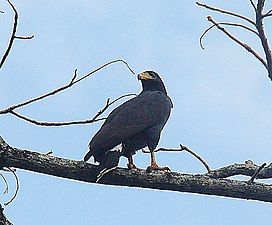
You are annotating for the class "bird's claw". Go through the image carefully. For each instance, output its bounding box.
[127,163,138,170]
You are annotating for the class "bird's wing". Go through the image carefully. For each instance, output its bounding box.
[90,91,172,151]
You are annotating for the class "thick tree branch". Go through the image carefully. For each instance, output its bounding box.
[1,137,272,203]
[207,161,272,179]
[0,205,13,225]
[256,0,272,80]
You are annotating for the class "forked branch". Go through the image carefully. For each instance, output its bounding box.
[196,2,255,25]
[0,0,34,69]
[197,0,272,81]
[206,16,267,69]
[9,94,136,126]
[0,59,136,126]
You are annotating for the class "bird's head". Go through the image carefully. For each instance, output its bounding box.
[137,71,167,94]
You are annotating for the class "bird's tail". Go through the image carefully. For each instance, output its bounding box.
[84,149,121,182]
[83,150,93,162]
[96,151,121,182]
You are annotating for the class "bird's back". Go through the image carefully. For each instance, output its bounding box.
[89,91,172,161]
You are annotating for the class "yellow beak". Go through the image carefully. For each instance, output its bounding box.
[137,72,154,80]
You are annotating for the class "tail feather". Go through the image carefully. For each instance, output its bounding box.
[83,150,93,162]
[96,150,121,182]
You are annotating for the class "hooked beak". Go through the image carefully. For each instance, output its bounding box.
[137,72,154,80]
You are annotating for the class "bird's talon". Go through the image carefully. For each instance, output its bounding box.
[127,163,138,170]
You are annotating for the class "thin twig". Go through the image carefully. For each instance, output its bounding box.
[0,173,8,194]
[179,144,211,173]
[0,0,18,69]
[9,94,136,126]
[45,151,53,155]
[196,2,255,25]
[248,163,267,183]
[143,144,211,173]
[263,13,272,18]
[200,22,258,50]
[9,111,106,126]
[250,0,257,12]
[14,35,34,40]
[207,16,267,69]
[0,59,136,115]
[1,168,15,173]
[70,69,78,84]
[0,10,4,13]
[4,167,19,206]
[266,9,272,14]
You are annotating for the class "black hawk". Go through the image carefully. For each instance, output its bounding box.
[84,71,173,180]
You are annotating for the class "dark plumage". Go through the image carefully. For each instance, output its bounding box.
[84,71,173,180]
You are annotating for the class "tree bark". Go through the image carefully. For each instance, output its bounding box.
[0,136,272,203]
[0,205,13,225]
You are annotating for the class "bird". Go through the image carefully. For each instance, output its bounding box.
[84,71,173,181]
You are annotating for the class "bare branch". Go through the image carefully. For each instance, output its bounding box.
[196,2,255,25]
[263,13,272,18]
[9,111,106,126]
[3,167,19,206]
[0,10,4,13]
[262,8,272,18]
[200,22,258,50]
[207,16,267,69]
[0,0,18,69]
[1,137,272,203]
[14,35,34,40]
[179,144,211,172]
[266,9,272,14]
[143,144,211,173]
[0,59,135,115]
[0,0,34,69]
[0,204,13,225]
[0,173,9,194]
[45,151,53,155]
[248,162,267,183]
[250,0,257,12]
[207,161,272,179]
[70,69,78,84]
[8,94,136,126]
[256,0,272,80]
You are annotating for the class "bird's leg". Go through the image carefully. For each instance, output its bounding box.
[146,150,170,173]
[127,156,138,169]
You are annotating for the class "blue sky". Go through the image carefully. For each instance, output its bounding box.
[1,0,272,224]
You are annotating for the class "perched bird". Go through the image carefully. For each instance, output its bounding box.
[84,71,173,181]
